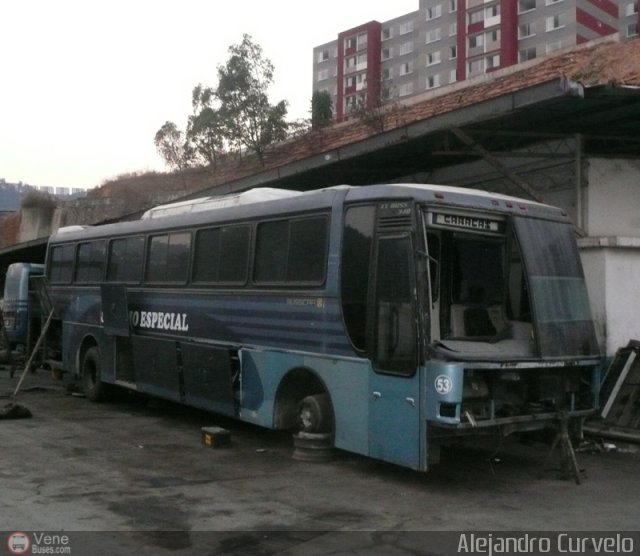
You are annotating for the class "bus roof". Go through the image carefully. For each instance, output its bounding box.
[48,183,565,244]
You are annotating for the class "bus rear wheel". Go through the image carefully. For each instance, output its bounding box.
[297,393,332,434]
[81,346,107,402]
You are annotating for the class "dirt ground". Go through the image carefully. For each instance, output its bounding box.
[0,367,638,555]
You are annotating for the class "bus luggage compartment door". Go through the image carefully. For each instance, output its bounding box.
[131,336,181,402]
[181,344,236,417]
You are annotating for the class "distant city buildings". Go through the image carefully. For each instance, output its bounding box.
[312,0,639,122]
[0,179,87,212]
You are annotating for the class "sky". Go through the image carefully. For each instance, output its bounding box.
[0,0,419,190]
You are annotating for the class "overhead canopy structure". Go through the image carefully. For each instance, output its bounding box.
[2,39,640,269]
[187,38,640,201]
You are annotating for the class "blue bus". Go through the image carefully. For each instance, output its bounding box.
[43,184,602,471]
[2,262,45,348]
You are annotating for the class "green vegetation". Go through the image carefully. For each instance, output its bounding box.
[155,35,293,171]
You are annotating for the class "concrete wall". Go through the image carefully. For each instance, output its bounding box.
[18,206,55,243]
[580,158,640,355]
[587,158,640,237]
[581,241,640,356]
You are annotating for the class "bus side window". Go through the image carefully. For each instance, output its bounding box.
[373,235,417,375]
[254,216,328,285]
[107,236,144,283]
[49,244,75,284]
[192,225,250,285]
[341,205,375,352]
[146,232,191,283]
[75,240,106,283]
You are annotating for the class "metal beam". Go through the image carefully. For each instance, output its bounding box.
[450,127,544,203]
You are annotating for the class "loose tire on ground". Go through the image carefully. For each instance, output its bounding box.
[292,432,333,462]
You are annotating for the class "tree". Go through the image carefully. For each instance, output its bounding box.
[351,80,400,133]
[154,121,189,172]
[216,34,288,164]
[311,90,333,130]
[185,84,226,168]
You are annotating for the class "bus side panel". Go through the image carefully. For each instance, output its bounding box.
[131,336,181,402]
[62,322,113,381]
[239,349,370,458]
[368,370,422,470]
[181,343,236,417]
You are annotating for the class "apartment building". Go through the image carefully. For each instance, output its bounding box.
[313,0,639,122]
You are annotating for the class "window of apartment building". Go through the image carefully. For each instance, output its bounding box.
[546,40,563,53]
[627,22,639,37]
[449,0,457,12]
[449,45,457,59]
[317,68,329,81]
[469,8,484,24]
[345,33,367,50]
[626,2,638,16]
[450,69,457,83]
[399,82,414,97]
[382,47,393,60]
[469,34,484,48]
[427,51,441,66]
[450,22,457,36]
[468,58,484,74]
[382,27,393,41]
[399,41,414,55]
[399,61,414,76]
[427,74,441,89]
[357,53,367,66]
[426,29,441,43]
[346,56,356,70]
[470,4,500,24]
[545,0,562,5]
[486,54,500,69]
[317,50,330,63]
[356,73,367,90]
[346,75,356,88]
[400,20,414,35]
[487,29,500,43]
[519,23,535,38]
[382,67,392,80]
[518,0,536,13]
[345,95,357,112]
[426,4,442,20]
[546,13,565,31]
[519,46,537,62]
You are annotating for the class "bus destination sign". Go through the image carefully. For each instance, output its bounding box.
[432,212,504,233]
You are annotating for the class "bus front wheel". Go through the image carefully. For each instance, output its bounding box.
[81,346,107,402]
[298,393,332,433]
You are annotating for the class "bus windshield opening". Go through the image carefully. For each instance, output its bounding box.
[425,213,597,359]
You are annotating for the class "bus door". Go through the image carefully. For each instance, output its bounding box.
[368,231,423,470]
[101,284,137,386]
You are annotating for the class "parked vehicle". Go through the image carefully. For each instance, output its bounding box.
[2,262,45,348]
[40,184,603,471]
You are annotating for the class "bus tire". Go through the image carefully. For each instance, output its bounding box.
[292,432,333,462]
[298,393,332,433]
[81,346,107,402]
